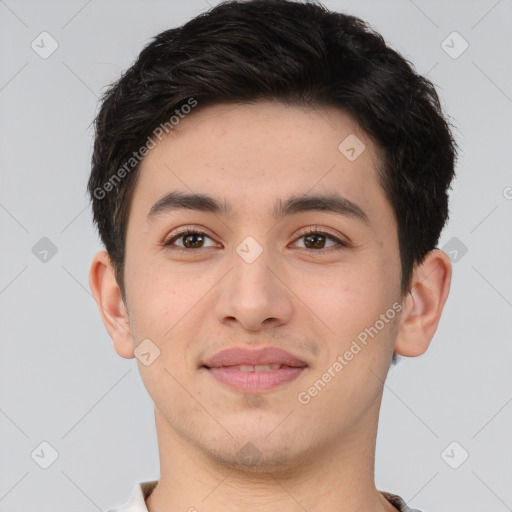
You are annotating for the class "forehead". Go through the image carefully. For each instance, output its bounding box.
[131,101,391,225]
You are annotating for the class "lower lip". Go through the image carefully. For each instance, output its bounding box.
[205,366,306,393]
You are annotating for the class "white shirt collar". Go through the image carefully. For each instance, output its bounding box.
[106,480,157,512]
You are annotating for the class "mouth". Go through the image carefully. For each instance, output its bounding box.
[201,346,308,393]
[202,364,307,393]
[202,346,308,369]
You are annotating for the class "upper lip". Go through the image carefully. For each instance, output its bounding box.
[202,347,308,368]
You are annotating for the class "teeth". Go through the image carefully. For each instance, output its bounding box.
[229,364,282,371]
[239,365,257,372]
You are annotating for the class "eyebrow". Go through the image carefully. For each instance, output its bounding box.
[147,190,369,225]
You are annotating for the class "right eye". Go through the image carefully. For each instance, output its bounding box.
[163,228,219,252]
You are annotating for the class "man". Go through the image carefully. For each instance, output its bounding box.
[88,1,456,511]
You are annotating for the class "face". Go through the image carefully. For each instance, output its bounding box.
[121,101,404,471]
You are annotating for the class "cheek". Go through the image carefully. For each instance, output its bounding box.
[297,254,399,392]
[299,260,391,331]
[124,254,179,337]
[127,263,196,397]
[299,264,398,415]
[126,256,218,349]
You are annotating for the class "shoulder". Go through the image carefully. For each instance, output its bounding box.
[379,490,424,512]
[105,480,158,512]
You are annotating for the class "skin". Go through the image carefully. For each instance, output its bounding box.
[90,101,451,512]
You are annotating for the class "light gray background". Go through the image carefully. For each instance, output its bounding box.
[1,0,511,510]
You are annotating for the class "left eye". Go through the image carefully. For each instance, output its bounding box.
[293,229,345,250]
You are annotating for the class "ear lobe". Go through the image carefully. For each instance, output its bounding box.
[89,250,135,359]
[394,249,452,357]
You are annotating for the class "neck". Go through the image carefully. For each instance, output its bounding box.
[146,405,397,512]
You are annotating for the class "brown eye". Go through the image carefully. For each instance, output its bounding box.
[303,232,328,249]
[164,229,217,251]
[181,232,205,248]
[294,228,348,252]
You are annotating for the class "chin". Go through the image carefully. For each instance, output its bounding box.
[203,440,304,475]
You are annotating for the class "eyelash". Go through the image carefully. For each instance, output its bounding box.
[162,226,349,254]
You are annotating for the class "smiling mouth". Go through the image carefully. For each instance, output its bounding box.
[202,364,307,393]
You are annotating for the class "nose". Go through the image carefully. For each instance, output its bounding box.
[214,243,294,332]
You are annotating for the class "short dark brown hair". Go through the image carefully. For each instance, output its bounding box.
[88,0,457,301]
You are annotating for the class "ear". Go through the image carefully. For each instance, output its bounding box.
[89,250,135,359]
[394,249,452,357]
